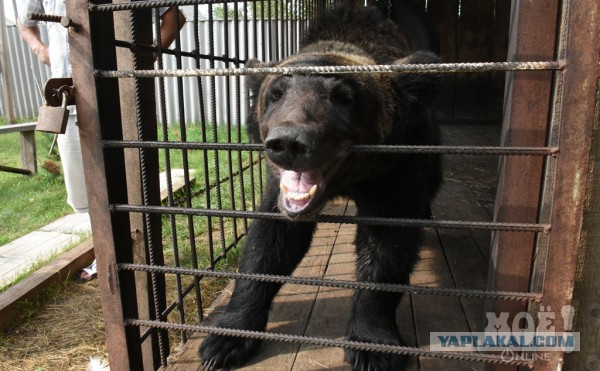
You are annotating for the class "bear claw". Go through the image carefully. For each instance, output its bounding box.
[201,358,217,371]
[345,349,409,371]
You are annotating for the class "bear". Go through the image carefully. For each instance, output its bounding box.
[200,4,442,370]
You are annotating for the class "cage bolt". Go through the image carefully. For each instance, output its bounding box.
[26,12,80,30]
[60,16,80,30]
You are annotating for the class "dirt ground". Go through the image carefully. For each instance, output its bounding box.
[0,270,228,371]
[0,280,108,371]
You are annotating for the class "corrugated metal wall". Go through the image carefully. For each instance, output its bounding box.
[161,19,301,126]
[0,25,51,119]
[1,20,300,125]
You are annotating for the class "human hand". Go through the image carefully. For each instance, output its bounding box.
[33,42,50,66]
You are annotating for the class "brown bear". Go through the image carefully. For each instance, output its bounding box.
[200,4,442,370]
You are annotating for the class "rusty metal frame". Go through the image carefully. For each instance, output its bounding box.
[531,0,600,369]
[485,3,560,371]
[113,3,169,369]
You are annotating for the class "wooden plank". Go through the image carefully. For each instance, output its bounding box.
[114,4,167,367]
[432,124,501,335]
[287,223,355,370]
[566,139,600,367]
[449,155,497,221]
[439,124,500,193]
[0,123,38,175]
[487,1,510,119]
[166,201,347,370]
[411,229,483,370]
[159,169,196,201]
[241,200,348,369]
[0,122,37,134]
[240,223,343,369]
[433,185,488,333]
[439,124,500,259]
[532,0,599,368]
[20,130,37,174]
[449,125,501,219]
[454,0,495,119]
[427,0,459,119]
[564,15,600,366]
[292,220,419,370]
[68,0,143,367]
[166,282,233,370]
[0,239,94,331]
[487,4,559,370]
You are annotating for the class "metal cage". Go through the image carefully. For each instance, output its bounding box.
[64,0,599,369]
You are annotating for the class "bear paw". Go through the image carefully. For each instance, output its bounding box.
[344,329,409,371]
[199,333,260,370]
[344,348,409,371]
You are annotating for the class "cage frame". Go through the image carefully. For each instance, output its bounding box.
[65,0,600,369]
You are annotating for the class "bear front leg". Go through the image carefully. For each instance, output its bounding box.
[199,216,316,369]
[345,224,421,371]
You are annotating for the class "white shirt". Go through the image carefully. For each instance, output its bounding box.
[18,1,170,79]
[18,0,70,78]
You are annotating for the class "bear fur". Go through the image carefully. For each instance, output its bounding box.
[200,5,442,370]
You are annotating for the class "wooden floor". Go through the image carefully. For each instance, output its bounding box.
[167,124,501,370]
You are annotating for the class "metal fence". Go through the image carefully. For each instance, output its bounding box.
[1,19,298,124]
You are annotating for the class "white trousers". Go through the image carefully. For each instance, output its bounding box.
[57,113,89,213]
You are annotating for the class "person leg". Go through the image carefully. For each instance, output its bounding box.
[57,111,94,281]
[57,112,88,213]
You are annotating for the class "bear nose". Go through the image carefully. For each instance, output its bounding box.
[265,126,312,170]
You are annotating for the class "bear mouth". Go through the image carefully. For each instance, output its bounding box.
[277,168,326,219]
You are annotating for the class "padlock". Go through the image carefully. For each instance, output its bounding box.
[36,91,69,134]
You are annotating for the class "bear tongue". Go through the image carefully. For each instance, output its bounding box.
[279,170,321,204]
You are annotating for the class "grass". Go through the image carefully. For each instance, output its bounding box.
[0,129,71,246]
[0,121,262,369]
[158,122,260,263]
[156,123,263,336]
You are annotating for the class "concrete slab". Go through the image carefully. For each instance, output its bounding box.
[40,212,91,234]
[0,168,185,290]
[0,213,91,289]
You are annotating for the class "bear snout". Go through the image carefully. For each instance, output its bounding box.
[264,126,314,171]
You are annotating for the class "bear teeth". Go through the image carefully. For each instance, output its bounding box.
[288,191,310,201]
[280,184,318,201]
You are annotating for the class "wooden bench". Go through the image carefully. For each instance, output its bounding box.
[0,122,37,175]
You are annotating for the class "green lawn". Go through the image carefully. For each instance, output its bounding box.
[158,123,260,269]
[0,130,71,246]
[0,121,258,286]
[0,121,258,345]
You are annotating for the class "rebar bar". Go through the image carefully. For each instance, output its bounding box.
[102,140,559,156]
[110,204,550,233]
[95,60,566,79]
[27,12,61,23]
[125,319,533,366]
[89,0,237,12]
[119,263,543,302]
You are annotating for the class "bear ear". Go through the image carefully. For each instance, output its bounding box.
[392,51,442,107]
[245,59,274,100]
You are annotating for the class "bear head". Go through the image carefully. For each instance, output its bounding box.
[246,48,440,220]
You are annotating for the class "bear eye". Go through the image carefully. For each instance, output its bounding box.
[270,88,283,101]
[330,89,354,106]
